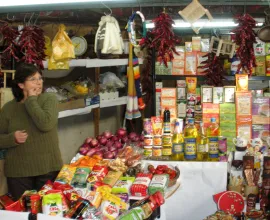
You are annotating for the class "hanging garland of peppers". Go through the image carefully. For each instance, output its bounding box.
[232,14,256,76]
[201,53,226,86]
[0,22,46,69]
[140,11,180,104]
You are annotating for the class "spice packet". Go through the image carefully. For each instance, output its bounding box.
[55,165,77,185]
[235,74,248,91]
[103,171,123,187]
[38,180,53,197]
[186,77,197,94]
[71,167,91,188]
[112,177,135,194]
[46,190,69,214]
[42,193,63,217]
[151,116,163,135]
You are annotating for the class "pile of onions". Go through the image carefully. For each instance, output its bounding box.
[78,128,144,159]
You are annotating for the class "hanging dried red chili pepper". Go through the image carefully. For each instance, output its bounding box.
[19,25,46,69]
[232,14,256,76]
[140,11,180,104]
[201,53,226,86]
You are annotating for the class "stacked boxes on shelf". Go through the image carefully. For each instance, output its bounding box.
[155,82,163,116]
[202,103,220,128]
[161,88,177,119]
[219,103,236,150]
[176,80,187,118]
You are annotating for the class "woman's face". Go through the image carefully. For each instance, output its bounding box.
[18,72,43,96]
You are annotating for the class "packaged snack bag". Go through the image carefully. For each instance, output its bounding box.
[46,190,69,214]
[111,177,135,194]
[130,173,153,197]
[71,167,91,188]
[42,193,63,217]
[38,180,53,196]
[103,171,123,187]
[88,165,109,183]
[55,165,76,185]
[235,74,248,91]
[0,193,14,210]
[148,174,169,196]
[186,77,197,94]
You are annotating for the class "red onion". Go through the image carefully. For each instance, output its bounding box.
[121,136,129,144]
[96,135,102,141]
[140,134,144,141]
[84,137,93,144]
[79,146,89,155]
[103,130,113,140]
[117,128,127,137]
[106,140,114,148]
[93,151,103,158]
[131,136,140,143]
[128,132,137,140]
[108,145,117,152]
[111,149,118,158]
[111,135,119,142]
[99,137,107,146]
[90,139,98,148]
[86,148,97,157]
[103,152,114,159]
[114,141,122,149]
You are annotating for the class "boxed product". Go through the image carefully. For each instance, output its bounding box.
[237,123,252,142]
[155,62,172,75]
[192,36,201,52]
[185,42,192,52]
[186,106,195,118]
[254,37,265,56]
[161,98,176,107]
[177,80,186,87]
[202,103,220,114]
[252,124,270,147]
[220,103,236,114]
[172,46,185,75]
[255,56,266,76]
[201,39,210,52]
[236,92,252,123]
[177,87,186,100]
[177,100,187,118]
[185,52,197,75]
[161,88,176,98]
[203,113,220,127]
[252,97,270,124]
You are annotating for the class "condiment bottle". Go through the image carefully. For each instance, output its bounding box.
[171,119,184,161]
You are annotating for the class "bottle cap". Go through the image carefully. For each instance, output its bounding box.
[188,118,194,124]
[211,118,216,122]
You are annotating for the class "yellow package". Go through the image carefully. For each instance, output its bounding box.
[44,36,52,58]
[48,56,69,70]
[51,24,75,61]
[151,116,163,135]
[55,165,76,185]
[186,77,197,94]
[235,74,248,91]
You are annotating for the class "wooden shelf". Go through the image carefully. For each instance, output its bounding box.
[58,96,127,119]
[155,75,270,81]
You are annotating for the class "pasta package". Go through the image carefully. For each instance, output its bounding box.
[186,77,197,94]
[235,74,248,91]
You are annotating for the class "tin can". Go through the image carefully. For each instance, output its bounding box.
[144,135,153,146]
[153,146,162,157]
[162,134,172,146]
[144,146,153,156]
[143,118,153,135]
[162,146,172,156]
[153,135,162,145]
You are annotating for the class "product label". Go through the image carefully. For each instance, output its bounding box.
[162,147,172,156]
[163,122,171,133]
[208,137,219,158]
[133,177,151,187]
[153,147,162,157]
[144,148,152,156]
[198,144,208,153]
[162,135,172,146]
[184,138,196,159]
[172,143,184,154]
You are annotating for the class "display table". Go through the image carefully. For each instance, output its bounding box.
[145,161,227,220]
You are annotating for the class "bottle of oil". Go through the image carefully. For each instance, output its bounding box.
[171,119,184,161]
[184,118,198,161]
[196,122,208,161]
[207,118,220,161]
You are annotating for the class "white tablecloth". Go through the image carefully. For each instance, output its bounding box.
[148,161,227,220]
[0,210,29,220]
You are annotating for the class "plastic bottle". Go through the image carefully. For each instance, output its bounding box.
[207,118,220,161]
[196,122,208,161]
[184,118,198,161]
[171,119,184,161]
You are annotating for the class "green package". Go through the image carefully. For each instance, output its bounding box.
[220,114,236,122]
[71,167,91,188]
[220,103,236,114]
[118,207,144,220]
[111,177,135,194]
[42,193,63,217]
[148,174,169,196]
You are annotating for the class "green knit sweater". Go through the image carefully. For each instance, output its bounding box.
[0,93,63,177]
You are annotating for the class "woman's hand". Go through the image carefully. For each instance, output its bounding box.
[14,130,28,144]
[27,88,41,97]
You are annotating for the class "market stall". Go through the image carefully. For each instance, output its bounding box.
[0,0,269,220]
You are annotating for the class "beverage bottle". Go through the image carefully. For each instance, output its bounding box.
[207,118,220,161]
[171,119,184,161]
[184,118,198,161]
[196,122,208,161]
[163,107,171,134]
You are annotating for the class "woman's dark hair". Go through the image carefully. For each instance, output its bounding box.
[12,63,41,102]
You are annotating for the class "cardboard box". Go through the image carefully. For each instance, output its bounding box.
[192,37,201,52]
[255,56,266,76]
[161,98,176,107]
[177,87,186,100]
[58,99,86,112]
[172,47,185,75]
[236,92,252,117]
[203,113,220,128]
[161,88,176,98]
[220,114,236,122]
[155,62,172,75]
[252,124,270,147]
[237,123,252,141]
[252,97,270,124]
[185,52,197,75]
[254,37,265,56]
[177,80,186,87]
[220,103,236,114]
[202,103,220,114]
[177,101,187,118]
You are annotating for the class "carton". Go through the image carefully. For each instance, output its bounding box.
[236,123,252,141]
[252,124,270,147]
[161,88,176,98]
[185,52,197,75]
[236,92,252,123]
[192,36,201,52]
[220,103,236,114]
[202,103,220,114]
[252,97,270,124]
[172,46,185,75]
[255,56,266,76]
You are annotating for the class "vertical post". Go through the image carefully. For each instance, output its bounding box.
[152,48,156,116]
[93,67,100,137]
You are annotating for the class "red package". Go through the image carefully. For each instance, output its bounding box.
[0,194,15,210]
[88,165,109,183]
[5,201,24,212]
[38,180,53,196]
[130,173,153,197]
[53,182,81,205]
[46,190,70,213]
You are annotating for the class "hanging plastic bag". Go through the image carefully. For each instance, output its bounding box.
[48,55,69,70]
[51,24,75,61]
[101,72,125,89]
